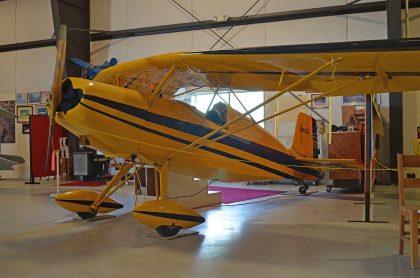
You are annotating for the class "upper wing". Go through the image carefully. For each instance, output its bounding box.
[93,38,420,99]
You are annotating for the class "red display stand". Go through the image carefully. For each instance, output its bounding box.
[26,115,68,183]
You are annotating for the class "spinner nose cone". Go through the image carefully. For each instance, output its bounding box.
[57,78,84,113]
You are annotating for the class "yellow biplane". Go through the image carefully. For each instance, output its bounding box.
[50,25,420,236]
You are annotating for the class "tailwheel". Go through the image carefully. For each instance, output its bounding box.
[156,225,181,237]
[297,180,309,195]
[298,186,307,195]
[77,211,97,220]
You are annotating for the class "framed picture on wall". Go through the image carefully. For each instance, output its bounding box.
[40,91,50,104]
[35,105,48,116]
[342,95,365,106]
[15,93,27,106]
[28,91,41,105]
[0,100,16,143]
[311,94,328,109]
[22,123,30,134]
[17,106,33,123]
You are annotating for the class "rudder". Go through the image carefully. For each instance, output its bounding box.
[290,112,319,158]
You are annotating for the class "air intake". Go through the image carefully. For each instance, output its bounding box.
[58,79,83,113]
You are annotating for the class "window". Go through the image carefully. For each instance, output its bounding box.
[180,90,265,127]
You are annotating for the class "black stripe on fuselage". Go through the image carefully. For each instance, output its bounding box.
[133,210,205,223]
[82,94,318,177]
[56,199,124,209]
[79,102,298,180]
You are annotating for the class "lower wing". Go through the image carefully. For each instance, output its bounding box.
[296,158,364,171]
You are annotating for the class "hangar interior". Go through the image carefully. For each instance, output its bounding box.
[1,0,420,277]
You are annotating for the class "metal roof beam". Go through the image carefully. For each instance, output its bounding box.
[90,0,420,41]
[1,0,420,53]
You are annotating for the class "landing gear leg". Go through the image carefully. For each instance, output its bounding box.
[81,162,135,218]
[298,180,309,195]
[156,161,169,201]
[131,159,205,237]
[153,161,182,237]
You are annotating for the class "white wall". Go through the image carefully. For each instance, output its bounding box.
[0,0,55,178]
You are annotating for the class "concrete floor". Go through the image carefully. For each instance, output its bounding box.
[0,179,418,278]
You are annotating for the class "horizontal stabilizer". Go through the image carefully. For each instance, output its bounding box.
[296,158,363,171]
[0,154,25,170]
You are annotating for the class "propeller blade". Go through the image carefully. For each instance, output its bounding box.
[45,25,67,171]
[51,24,67,112]
[45,119,54,171]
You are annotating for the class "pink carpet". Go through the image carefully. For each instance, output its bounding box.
[60,181,106,187]
[208,186,286,204]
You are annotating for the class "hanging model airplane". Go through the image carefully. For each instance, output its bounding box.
[49,25,420,236]
[69,57,118,80]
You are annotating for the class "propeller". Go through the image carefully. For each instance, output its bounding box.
[45,25,67,171]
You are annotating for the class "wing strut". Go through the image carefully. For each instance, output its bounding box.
[187,65,230,107]
[227,87,256,123]
[205,86,221,113]
[138,69,169,95]
[89,162,136,212]
[288,91,328,123]
[204,76,368,145]
[155,85,207,104]
[161,58,341,162]
[149,66,176,104]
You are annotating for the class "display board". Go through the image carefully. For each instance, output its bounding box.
[29,115,67,178]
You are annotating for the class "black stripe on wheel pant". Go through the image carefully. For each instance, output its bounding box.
[56,199,124,209]
[133,210,205,223]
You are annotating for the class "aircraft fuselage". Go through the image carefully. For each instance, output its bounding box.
[56,78,319,182]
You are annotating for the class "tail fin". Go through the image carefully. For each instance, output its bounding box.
[290,112,319,158]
